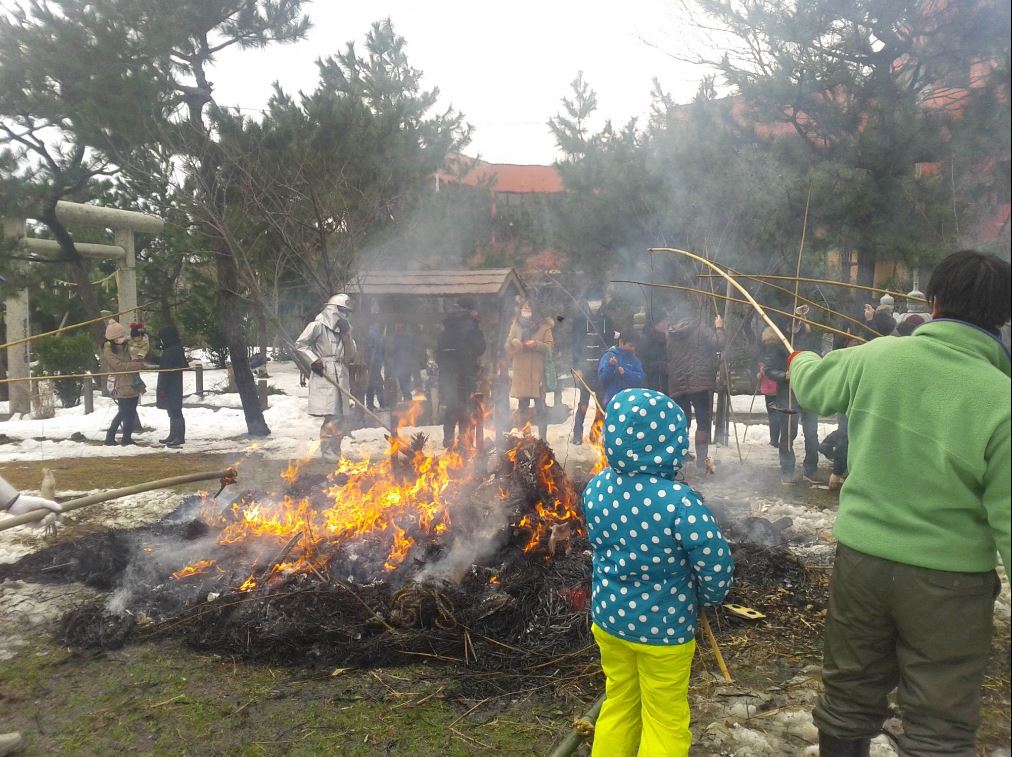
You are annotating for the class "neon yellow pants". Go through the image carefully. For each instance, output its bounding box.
[591,624,695,757]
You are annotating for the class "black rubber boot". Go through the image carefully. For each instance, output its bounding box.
[818,731,871,757]
[165,418,185,447]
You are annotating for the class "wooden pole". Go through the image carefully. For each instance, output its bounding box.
[0,468,237,533]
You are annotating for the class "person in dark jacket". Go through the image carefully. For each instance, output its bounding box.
[639,313,670,394]
[762,313,821,484]
[666,306,726,472]
[388,321,417,402]
[154,325,188,447]
[597,332,645,405]
[570,291,616,444]
[437,296,486,448]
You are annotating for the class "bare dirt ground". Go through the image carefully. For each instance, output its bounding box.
[1,448,1008,756]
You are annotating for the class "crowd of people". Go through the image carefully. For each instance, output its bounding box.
[288,274,964,490]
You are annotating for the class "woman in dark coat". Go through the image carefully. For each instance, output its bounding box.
[155,325,187,447]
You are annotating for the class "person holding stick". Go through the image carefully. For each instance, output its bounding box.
[789,250,1010,756]
[295,293,357,461]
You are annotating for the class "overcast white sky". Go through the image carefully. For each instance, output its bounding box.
[210,0,715,165]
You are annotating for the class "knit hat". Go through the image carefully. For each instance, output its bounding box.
[105,322,127,342]
[879,294,895,311]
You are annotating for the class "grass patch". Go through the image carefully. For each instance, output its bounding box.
[1,453,248,493]
[0,639,566,755]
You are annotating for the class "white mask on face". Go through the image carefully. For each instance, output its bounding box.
[587,300,603,313]
[520,308,533,319]
[322,305,344,329]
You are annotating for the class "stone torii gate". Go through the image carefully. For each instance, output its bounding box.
[2,200,164,414]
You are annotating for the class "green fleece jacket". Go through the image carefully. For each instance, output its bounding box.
[789,320,1010,572]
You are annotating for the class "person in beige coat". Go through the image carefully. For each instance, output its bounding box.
[506,300,554,439]
[102,322,146,446]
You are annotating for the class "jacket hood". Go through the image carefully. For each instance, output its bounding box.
[158,325,180,347]
[603,388,689,478]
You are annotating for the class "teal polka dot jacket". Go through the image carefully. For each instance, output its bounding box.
[583,388,735,645]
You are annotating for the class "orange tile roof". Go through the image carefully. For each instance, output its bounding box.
[438,155,564,194]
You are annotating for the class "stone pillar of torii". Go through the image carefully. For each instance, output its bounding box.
[2,200,164,414]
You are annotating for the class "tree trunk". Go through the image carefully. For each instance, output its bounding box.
[215,243,270,436]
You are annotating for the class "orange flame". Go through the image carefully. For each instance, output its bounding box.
[176,425,585,583]
[589,414,608,475]
[171,559,217,580]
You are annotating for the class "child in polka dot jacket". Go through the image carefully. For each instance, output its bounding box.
[583,388,734,756]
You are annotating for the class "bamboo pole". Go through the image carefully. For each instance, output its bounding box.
[648,248,793,350]
[0,298,185,351]
[698,274,928,303]
[612,279,865,345]
[701,612,733,683]
[703,269,879,338]
[548,693,606,757]
[0,365,214,385]
[0,468,237,533]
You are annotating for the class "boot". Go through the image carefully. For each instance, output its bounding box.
[818,731,870,757]
[105,430,118,446]
[165,417,185,447]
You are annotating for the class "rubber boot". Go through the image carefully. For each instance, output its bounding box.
[166,417,185,447]
[105,428,118,446]
[817,731,870,757]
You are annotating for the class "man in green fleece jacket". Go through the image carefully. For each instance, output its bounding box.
[788,250,1010,757]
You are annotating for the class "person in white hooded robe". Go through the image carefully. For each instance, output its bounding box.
[295,293,358,460]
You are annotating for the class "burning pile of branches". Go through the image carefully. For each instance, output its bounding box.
[55,433,596,684]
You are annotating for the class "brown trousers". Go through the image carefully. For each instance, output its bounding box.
[814,544,1000,756]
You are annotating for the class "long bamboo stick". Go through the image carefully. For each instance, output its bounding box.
[0,365,223,386]
[698,274,928,303]
[706,269,879,338]
[0,468,237,533]
[0,298,182,351]
[613,279,866,345]
[648,248,793,350]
